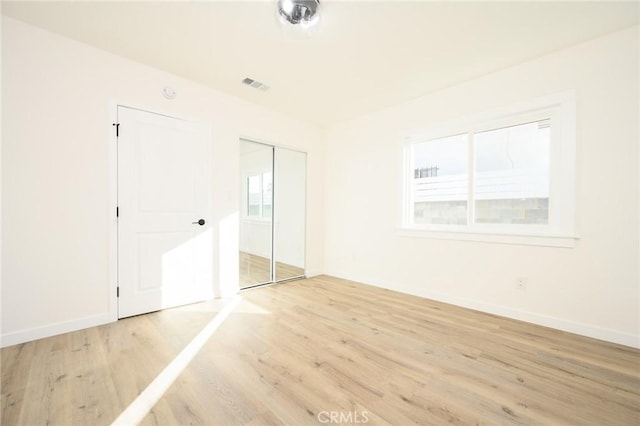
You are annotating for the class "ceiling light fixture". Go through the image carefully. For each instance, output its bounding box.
[277,0,320,28]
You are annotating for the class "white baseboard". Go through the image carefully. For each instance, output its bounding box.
[304,268,323,278]
[326,269,640,349]
[5,273,637,349]
[1,313,114,348]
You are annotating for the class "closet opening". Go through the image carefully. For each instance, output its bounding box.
[239,139,306,289]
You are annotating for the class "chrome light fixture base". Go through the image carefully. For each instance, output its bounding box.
[277,0,320,28]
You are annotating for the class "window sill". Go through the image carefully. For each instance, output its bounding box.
[396,227,578,248]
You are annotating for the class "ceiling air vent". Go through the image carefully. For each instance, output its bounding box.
[242,77,270,92]
[538,118,551,129]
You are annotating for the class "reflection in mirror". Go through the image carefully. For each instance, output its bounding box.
[274,148,306,281]
[239,140,273,288]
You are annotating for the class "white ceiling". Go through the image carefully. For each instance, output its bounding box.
[2,1,638,126]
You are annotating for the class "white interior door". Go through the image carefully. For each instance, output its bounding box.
[117,106,213,318]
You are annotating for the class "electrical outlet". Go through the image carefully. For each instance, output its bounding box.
[516,277,527,290]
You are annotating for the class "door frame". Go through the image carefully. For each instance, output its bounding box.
[107,101,210,322]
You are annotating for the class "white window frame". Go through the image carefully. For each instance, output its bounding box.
[246,172,272,221]
[399,92,577,248]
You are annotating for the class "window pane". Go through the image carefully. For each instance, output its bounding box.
[262,172,272,219]
[412,134,468,225]
[474,120,550,224]
[247,175,261,217]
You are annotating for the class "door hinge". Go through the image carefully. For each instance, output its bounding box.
[112,122,120,137]
[116,206,119,218]
[117,286,120,297]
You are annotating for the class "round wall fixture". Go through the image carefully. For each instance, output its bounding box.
[277,0,320,28]
[162,86,176,100]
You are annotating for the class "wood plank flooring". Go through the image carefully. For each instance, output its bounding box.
[239,252,304,288]
[2,275,639,425]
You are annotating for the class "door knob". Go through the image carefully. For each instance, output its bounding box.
[192,219,206,226]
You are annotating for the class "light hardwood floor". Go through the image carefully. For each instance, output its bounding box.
[239,252,304,288]
[2,275,639,425]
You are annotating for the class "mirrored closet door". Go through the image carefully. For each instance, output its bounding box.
[274,148,306,282]
[239,139,306,289]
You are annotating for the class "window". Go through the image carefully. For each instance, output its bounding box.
[247,172,273,219]
[412,134,468,225]
[248,175,261,216]
[403,93,576,247]
[474,120,549,225]
[262,172,272,218]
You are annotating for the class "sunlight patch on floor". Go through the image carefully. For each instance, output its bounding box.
[110,296,242,426]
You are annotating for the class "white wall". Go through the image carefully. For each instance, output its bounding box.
[324,26,639,347]
[1,16,325,346]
